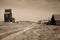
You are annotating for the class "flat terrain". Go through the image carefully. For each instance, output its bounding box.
[0,21,60,40]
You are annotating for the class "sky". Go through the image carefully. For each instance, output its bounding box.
[0,0,60,22]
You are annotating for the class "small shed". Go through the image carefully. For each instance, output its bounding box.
[54,14,60,25]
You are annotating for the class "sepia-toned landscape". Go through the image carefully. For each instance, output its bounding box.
[0,0,60,40]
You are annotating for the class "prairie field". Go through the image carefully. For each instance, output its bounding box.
[0,21,60,40]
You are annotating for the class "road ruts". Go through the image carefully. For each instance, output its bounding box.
[1,23,37,40]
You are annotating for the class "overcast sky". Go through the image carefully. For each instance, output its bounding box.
[0,0,60,22]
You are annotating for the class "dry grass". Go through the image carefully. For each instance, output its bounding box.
[0,21,60,40]
[13,24,60,40]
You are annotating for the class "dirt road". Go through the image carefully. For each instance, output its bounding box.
[1,23,60,40]
[1,23,36,40]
